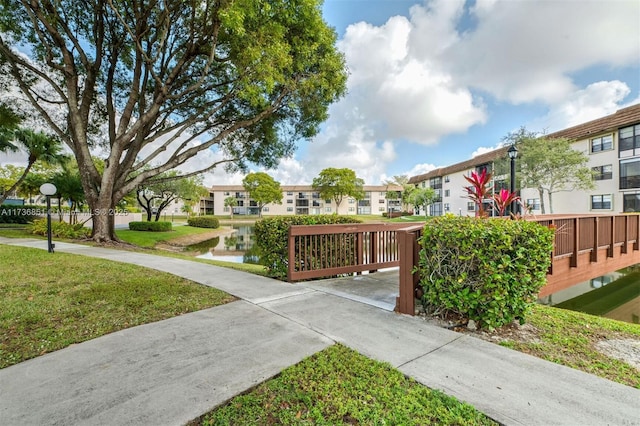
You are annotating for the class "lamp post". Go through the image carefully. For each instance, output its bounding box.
[39,183,57,253]
[507,144,518,217]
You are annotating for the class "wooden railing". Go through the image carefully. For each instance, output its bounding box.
[286,214,640,316]
[287,223,413,282]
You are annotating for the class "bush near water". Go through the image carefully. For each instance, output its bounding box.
[418,215,554,330]
[187,216,220,229]
[129,221,173,232]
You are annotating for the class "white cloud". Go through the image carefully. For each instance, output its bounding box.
[532,81,637,132]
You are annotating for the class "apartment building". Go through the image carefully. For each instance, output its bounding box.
[409,103,640,216]
[200,185,403,216]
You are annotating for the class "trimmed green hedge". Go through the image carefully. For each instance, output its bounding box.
[187,216,220,229]
[255,215,361,279]
[129,221,173,232]
[418,216,554,330]
[29,219,91,239]
[0,205,43,224]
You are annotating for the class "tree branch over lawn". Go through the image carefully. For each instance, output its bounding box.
[0,0,347,241]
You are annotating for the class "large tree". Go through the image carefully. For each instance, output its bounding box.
[0,0,347,241]
[312,168,364,214]
[504,128,595,214]
[242,172,282,217]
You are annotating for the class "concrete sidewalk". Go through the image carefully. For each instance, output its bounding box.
[0,238,638,425]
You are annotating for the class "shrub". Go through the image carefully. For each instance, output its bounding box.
[129,221,173,232]
[417,216,554,330]
[29,219,91,239]
[187,216,220,229]
[255,215,361,279]
[0,205,42,224]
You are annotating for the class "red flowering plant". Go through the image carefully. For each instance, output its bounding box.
[464,169,492,217]
[493,188,520,217]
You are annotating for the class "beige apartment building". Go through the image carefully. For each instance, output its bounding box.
[199,185,403,216]
[409,103,640,216]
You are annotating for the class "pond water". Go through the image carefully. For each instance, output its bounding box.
[538,266,640,325]
[193,225,260,264]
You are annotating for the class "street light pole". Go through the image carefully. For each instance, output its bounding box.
[507,144,518,217]
[39,183,57,253]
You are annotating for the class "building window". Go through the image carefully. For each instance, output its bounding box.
[223,207,229,212]
[623,193,640,212]
[620,159,640,189]
[287,199,293,204]
[444,203,450,211]
[619,125,640,151]
[349,199,355,204]
[325,199,331,204]
[348,207,355,212]
[526,198,541,210]
[286,191,293,196]
[591,194,612,210]
[379,206,385,212]
[262,207,269,212]
[287,207,293,212]
[591,135,613,152]
[421,182,426,188]
[325,207,332,212]
[379,199,385,204]
[444,189,450,197]
[444,175,450,182]
[223,192,230,196]
[592,165,613,181]
[237,200,244,207]
[467,202,475,211]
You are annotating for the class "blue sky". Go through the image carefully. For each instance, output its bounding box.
[253,0,640,186]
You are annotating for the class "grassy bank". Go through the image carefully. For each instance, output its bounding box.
[194,344,496,426]
[0,245,234,368]
[488,304,640,388]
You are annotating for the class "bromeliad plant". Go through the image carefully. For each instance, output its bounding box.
[464,169,492,217]
[493,188,520,217]
[464,170,519,217]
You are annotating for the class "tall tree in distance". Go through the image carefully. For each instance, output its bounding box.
[242,172,282,218]
[312,168,365,214]
[224,196,238,219]
[408,187,436,219]
[0,0,347,241]
[504,127,595,214]
[137,172,205,221]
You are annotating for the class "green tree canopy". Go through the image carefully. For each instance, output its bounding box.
[242,172,282,217]
[224,196,238,219]
[0,0,347,241]
[312,168,365,214]
[504,127,595,214]
[137,172,205,221]
[408,187,436,219]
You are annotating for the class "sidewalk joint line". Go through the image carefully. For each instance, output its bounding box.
[397,334,466,369]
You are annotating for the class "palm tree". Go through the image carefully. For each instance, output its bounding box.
[0,104,21,154]
[0,129,63,205]
[224,196,238,219]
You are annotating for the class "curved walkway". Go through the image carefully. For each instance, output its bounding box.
[0,237,638,426]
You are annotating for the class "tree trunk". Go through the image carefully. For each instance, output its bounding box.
[89,197,117,242]
[548,192,554,214]
[538,187,546,215]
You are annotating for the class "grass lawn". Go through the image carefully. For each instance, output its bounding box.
[496,305,640,388]
[0,245,235,369]
[115,225,217,248]
[194,344,496,426]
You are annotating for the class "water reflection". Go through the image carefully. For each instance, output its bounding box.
[539,266,640,324]
[193,225,260,264]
